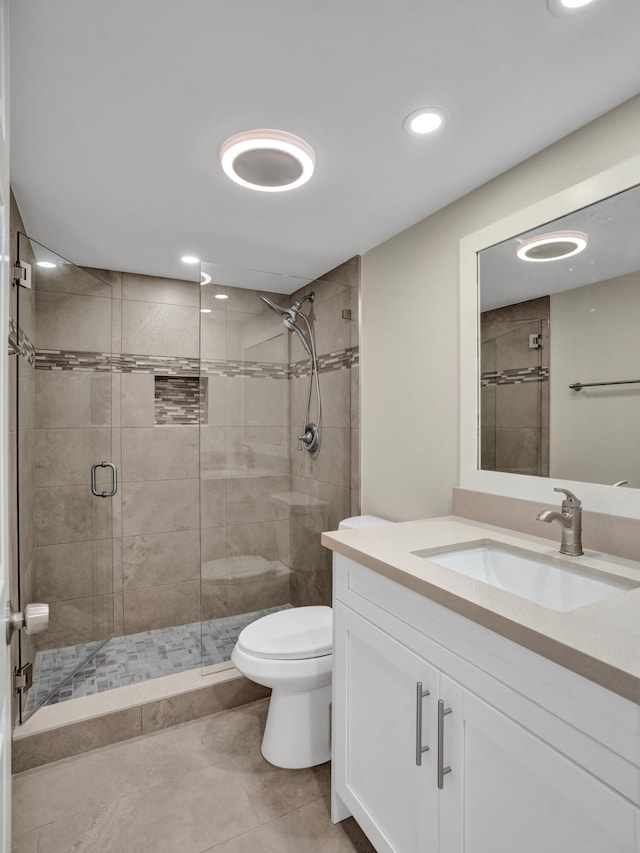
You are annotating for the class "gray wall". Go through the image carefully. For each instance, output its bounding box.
[549,272,640,487]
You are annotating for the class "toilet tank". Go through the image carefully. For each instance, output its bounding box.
[338,515,392,530]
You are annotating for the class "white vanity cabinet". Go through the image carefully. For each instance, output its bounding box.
[332,555,640,853]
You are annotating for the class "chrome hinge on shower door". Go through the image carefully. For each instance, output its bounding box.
[14,662,33,694]
[13,260,32,288]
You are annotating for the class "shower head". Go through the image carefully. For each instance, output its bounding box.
[259,295,289,317]
[259,292,314,356]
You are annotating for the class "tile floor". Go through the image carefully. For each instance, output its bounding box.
[26,605,291,711]
[12,698,376,853]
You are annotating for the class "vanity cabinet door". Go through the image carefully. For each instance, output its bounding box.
[333,603,439,853]
[441,677,638,853]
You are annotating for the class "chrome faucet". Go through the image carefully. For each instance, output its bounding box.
[536,487,583,556]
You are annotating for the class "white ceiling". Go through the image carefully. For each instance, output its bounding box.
[9,0,640,292]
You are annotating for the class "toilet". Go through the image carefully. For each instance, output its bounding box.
[231,514,391,769]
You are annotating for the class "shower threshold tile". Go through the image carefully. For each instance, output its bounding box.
[25,604,292,711]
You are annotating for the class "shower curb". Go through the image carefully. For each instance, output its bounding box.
[12,668,268,774]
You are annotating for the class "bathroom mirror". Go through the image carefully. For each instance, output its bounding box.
[459,153,640,519]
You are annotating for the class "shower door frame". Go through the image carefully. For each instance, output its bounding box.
[15,233,116,723]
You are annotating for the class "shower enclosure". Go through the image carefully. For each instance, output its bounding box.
[12,238,359,724]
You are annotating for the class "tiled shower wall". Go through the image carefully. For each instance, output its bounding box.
[8,216,360,695]
[288,258,360,606]
[199,259,360,620]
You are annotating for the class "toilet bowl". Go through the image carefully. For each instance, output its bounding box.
[231,514,391,769]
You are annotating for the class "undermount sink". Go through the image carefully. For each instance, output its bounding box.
[413,541,635,612]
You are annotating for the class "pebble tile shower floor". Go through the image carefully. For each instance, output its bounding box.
[25,605,291,712]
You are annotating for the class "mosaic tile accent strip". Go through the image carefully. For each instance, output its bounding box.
[34,346,359,378]
[8,318,36,365]
[35,349,112,372]
[201,358,290,379]
[8,317,19,357]
[117,353,200,376]
[155,375,207,424]
[25,604,292,710]
[290,345,359,378]
[481,365,549,387]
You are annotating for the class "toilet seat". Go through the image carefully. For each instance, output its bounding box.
[236,605,332,661]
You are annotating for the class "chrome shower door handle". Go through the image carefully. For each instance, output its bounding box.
[91,461,118,498]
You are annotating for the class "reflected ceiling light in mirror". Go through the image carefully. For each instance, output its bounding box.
[200,272,212,286]
[214,293,228,300]
[200,308,212,314]
[220,129,316,192]
[37,261,57,269]
[404,108,444,135]
[548,0,600,15]
[516,230,588,262]
[181,255,200,264]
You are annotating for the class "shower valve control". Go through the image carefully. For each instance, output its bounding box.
[298,423,320,453]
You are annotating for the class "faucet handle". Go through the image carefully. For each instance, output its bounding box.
[554,487,581,508]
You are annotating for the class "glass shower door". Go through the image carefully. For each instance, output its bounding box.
[16,234,115,721]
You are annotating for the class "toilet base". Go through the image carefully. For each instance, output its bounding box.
[261,682,332,769]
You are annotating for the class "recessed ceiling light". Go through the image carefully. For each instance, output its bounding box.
[214,293,228,300]
[181,255,200,264]
[200,272,212,286]
[37,261,57,269]
[404,108,444,135]
[220,129,315,192]
[548,0,599,15]
[200,308,212,314]
[516,230,588,262]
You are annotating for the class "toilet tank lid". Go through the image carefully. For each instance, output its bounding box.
[237,606,332,660]
[338,515,392,530]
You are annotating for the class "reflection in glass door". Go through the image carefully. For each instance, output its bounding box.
[16,234,115,721]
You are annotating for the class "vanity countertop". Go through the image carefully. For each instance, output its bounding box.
[321,516,640,704]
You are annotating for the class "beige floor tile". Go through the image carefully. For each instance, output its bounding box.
[12,702,373,853]
[36,763,261,853]
[141,700,268,783]
[223,750,331,823]
[202,796,375,853]
[11,827,39,853]
[12,739,149,834]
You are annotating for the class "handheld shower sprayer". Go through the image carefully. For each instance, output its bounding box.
[259,293,315,356]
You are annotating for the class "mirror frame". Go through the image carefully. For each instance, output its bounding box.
[459,152,640,520]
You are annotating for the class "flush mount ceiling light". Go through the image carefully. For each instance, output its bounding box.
[548,0,600,15]
[181,255,200,264]
[220,129,316,192]
[403,108,444,135]
[516,230,588,262]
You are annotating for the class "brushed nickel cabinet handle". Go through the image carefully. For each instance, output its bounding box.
[437,699,452,788]
[415,682,431,766]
